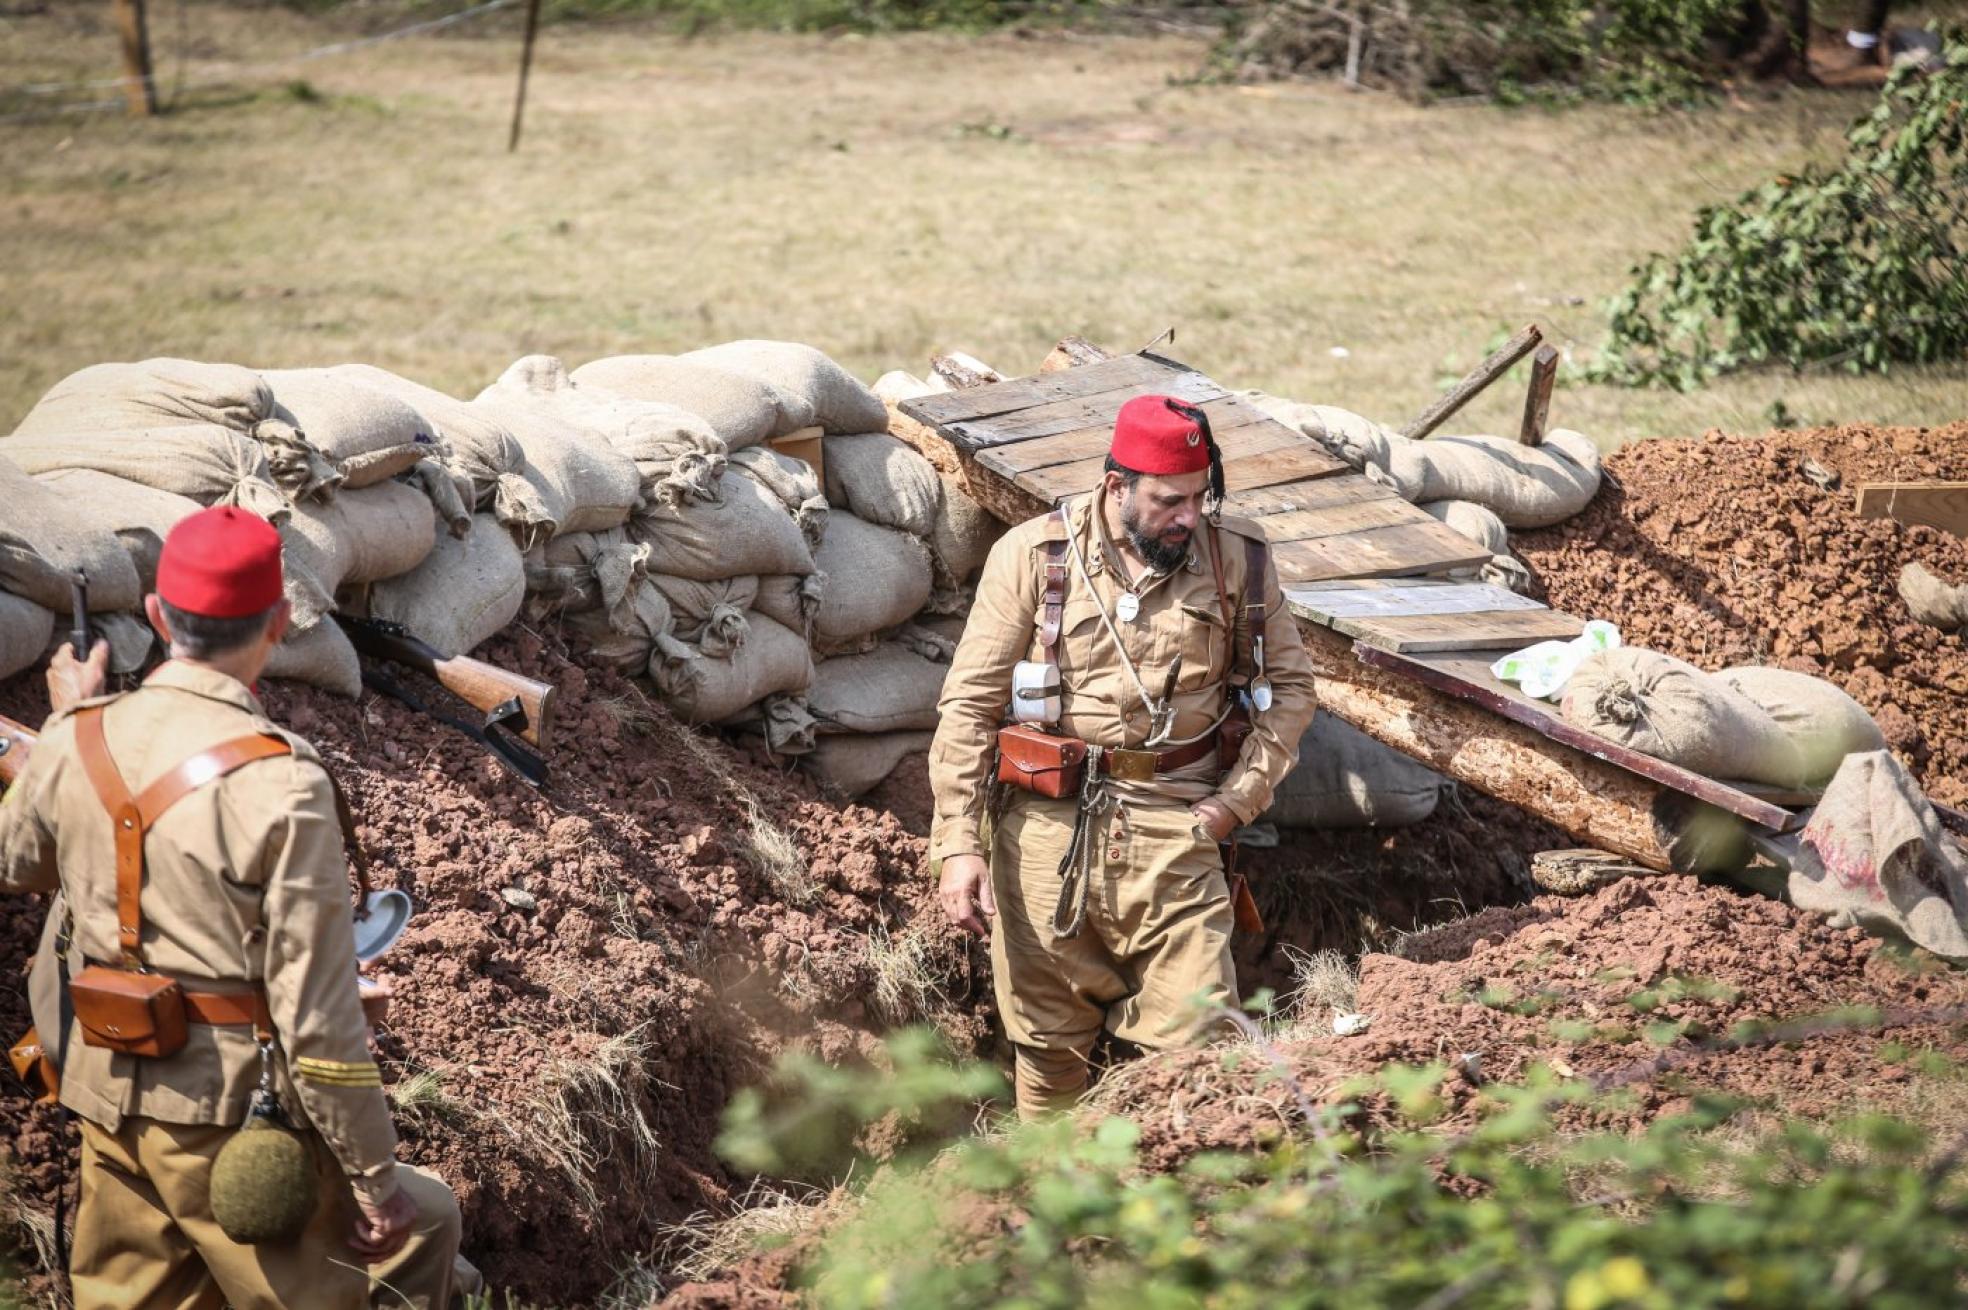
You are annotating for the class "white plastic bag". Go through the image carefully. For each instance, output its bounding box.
[1491,620,1621,701]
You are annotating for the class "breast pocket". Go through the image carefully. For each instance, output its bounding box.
[1058,597,1106,676]
[1177,603,1228,691]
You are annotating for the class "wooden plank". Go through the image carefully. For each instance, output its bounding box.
[1041,336,1113,374]
[976,396,1272,475]
[1244,497,1445,544]
[1025,439,1348,506]
[1404,323,1541,440]
[1222,477,1398,517]
[1520,343,1559,446]
[1290,581,1544,621]
[901,353,1171,430]
[948,370,1223,448]
[1854,483,1968,537]
[1346,607,1585,653]
[1270,520,1495,583]
[1350,642,1798,832]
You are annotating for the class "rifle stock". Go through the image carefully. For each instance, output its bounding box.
[0,714,36,788]
[337,617,556,750]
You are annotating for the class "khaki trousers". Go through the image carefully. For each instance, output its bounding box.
[990,793,1238,1119]
[71,1116,466,1310]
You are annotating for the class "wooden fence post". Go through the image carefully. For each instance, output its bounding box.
[111,0,156,117]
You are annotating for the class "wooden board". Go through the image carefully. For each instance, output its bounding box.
[1023,441,1348,505]
[1289,580,1544,621]
[1346,607,1585,653]
[951,374,1228,449]
[1855,482,1968,537]
[1350,644,1799,832]
[902,353,1181,433]
[1270,520,1495,583]
[1222,477,1399,517]
[980,408,1298,483]
[1244,497,1449,544]
[976,394,1273,473]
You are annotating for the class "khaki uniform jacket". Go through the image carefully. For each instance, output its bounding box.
[0,661,401,1207]
[929,490,1319,862]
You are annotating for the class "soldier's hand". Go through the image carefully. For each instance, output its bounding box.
[1190,797,1238,844]
[939,854,996,938]
[349,1184,418,1262]
[45,642,109,713]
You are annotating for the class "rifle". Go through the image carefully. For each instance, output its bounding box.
[336,616,555,787]
[0,714,32,788]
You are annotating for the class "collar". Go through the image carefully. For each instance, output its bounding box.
[143,659,267,717]
[1080,488,1204,580]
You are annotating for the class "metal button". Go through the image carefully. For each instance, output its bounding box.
[1107,847,1122,861]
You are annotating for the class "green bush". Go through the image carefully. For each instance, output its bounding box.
[1591,41,1968,389]
[720,1030,1968,1308]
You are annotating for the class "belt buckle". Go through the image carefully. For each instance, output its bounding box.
[1107,747,1157,783]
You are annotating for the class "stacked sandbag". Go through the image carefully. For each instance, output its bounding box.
[731,446,827,549]
[866,368,1003,588]
[681,341,889,436]
[329,364,550,545]
[809,642,948,735]
[8,358,338,512]
[1561,649,1886,790]
[261,368,441,488]
[1,457,150,674]
[470,384,642,550]
[367,514,526,661]
[810,513,934,656]
[1265,715,1450,829]
[660,612,813,726]
[524,528,653,637]
[0,591,55,681]
[569,355,811,450]
[1420,499,1530,593]
[808,730,935,799]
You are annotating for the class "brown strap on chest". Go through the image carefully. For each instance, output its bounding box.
[1241,534,1269,685]
[1038,505,1070,673]
[73,707,295,968]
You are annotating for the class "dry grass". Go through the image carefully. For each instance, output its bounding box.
[1282,945,1358,1027]
[866,922,946,1025]
[504,1028,664,1219]
[651,1179,833,1289]
[4,8,1962,450]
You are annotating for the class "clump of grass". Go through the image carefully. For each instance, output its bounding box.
[505,1029,663,1219]
[867,924,945,1026]
[1281,946,1357,1027]
[389,1067,469,1126]
[653,1180,833,1288]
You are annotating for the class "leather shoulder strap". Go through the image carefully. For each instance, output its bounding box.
[72,706,294,967]
[1239,534,1269,684]
[1207,524,1236,681]
[1038,505,1070,671]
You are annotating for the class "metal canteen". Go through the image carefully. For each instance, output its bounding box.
[351,889,413,963]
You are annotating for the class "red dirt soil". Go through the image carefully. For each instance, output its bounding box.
[1513,422,1968,807]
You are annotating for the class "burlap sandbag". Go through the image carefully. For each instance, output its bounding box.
[807,730,934,798]
[471,395,641,545]
[328,364,549,541]
[564,581,699,684]
[809,643,949,735]
[10,358,341,505]
[928,476,1002,590]
[1714,665,1887,790]
[41,612,153,677]
[34,469,199,592]
[570,355,811,450]
[719,692,818,757]
[262,368,438,489]
[811,513,932,647]
[280,481,439,633]
[730,446,827,549]
[1421,499,1530,592]
[662,611,813,725]
[2,427,292,525]
[1325,420,1602,530]
[262,618,361,698]
[524,529,652,636]
[630,470,814,583]
[1561,648,1808,787]
[1900,562,1968,632]
[1246,396,1398,466]
[754,573,823,637]
[367,514,525,659]
[681,340,887,436]
[486,357,727,510]
[0,591,55,680]
[1265,714,1448,829]
[0,458,145,613]
[822,433,939,539]
[652,574,757,658]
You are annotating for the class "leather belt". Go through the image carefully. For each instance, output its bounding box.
[182,989,270,1028]
[1095,730,1219,784]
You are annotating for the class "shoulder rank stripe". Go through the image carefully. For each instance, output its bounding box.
[296,1056,383,1089]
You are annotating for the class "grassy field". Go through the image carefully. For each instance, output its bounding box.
[2,5,1963,446]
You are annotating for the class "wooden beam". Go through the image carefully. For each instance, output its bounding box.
[508,0,545,152]
[929,352,1005,393]
[1854,483,1968,537]
[1040,336,1113,374]
[1296,622,1763,874]
[1519,343,1559,446]
[111,0,156,117]
[1403,323,1542,440]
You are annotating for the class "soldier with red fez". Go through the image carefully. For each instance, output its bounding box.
[0,506,474,1308]
[929,395,1320,1118]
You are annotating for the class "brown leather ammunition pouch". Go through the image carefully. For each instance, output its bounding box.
[1217,705,1253,770]
[70,965,188,1058]
[8,1027,60,1104]
[995,725,1088,799]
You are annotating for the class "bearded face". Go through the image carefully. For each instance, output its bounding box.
[1120,483,1195,574]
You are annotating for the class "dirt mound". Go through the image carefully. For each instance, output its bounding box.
[1513,422,1968,807]
[0,636,985,1306]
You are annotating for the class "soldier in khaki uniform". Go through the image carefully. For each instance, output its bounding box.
[0,507,470,1309]
[930,395,1319,1118]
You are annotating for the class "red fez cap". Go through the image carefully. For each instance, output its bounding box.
[1110,394,1211,476]
[156,507,284,619]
